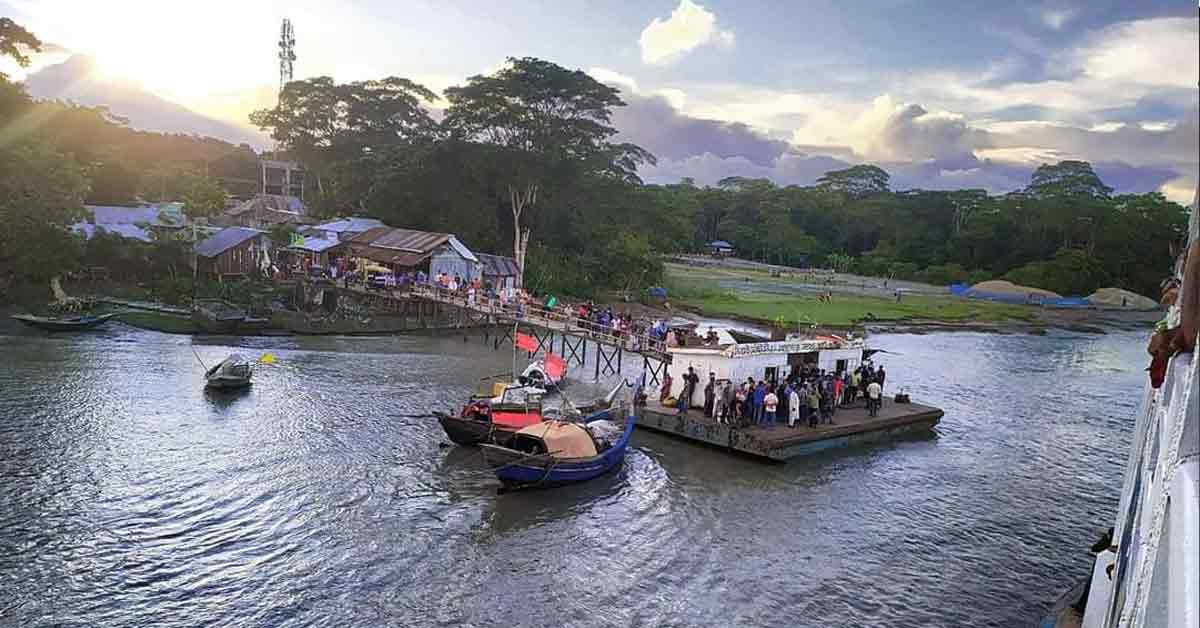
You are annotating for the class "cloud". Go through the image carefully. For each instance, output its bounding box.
[587,67,638,93]
[639,0,735,65]
[1072,17,1199,89]
[612,91,791,166]
[1041,8,1077,31]
[851,95,988,162]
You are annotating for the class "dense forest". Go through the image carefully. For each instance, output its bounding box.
[0,18,1189,299]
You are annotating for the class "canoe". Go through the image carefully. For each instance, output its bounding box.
[11,312,116,331]
[479,407,636,490]
[204,354,254,389]
[434,411,519,446]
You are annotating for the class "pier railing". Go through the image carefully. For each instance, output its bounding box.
[406,284,669,360]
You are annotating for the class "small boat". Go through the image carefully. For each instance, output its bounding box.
[204,353,254,390]
[11,312,116,331]
[435,374,624,447]
[192,300,246,334]
[479,406,636,491]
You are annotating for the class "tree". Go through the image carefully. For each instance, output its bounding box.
[181,175,228,219]
[815,165,891,198]
[443,57,653,286]
[0,18,40,81]
[0,139,89,286]
[1026,160,1112,199]
[250,76,437,210]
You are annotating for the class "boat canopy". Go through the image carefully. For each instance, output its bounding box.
[516,421,598,458]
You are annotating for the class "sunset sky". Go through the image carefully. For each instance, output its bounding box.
[3,0,1197,201]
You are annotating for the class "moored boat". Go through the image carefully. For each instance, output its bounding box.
[479,405,636,491]
[11,312,116,331]
[192,300,246,334]
[204,354,254,389]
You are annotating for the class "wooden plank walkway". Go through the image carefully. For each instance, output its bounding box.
[338,283,672,363]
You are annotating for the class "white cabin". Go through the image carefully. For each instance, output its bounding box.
[664,332,867,399]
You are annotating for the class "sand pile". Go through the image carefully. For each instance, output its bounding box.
[969,280,1061,298]
[1087,287,1158,310]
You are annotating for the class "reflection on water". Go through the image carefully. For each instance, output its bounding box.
[0,323,1146,627]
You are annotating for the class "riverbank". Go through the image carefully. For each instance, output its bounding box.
[660,261,1160,335]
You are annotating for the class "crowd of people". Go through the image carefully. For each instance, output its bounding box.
[662,363,889,428]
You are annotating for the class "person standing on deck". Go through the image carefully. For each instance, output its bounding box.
[720,380,735,424]
[807,385,821,427]
[763,389,778,426]
[833,374,844,410]
[752,380,767,425]
[735,381,748,425]
[660,373,673,405]
[788,385,801,428]
[850,368,862,405]
[866,379,882,417]
[877,366,887,393]
[684,367,700,410]
[704,373,716,418]
[778,380,792,425]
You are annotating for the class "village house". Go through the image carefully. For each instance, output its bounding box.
[193,227,270,278]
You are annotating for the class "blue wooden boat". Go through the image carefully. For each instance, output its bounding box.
[479,407,636,491]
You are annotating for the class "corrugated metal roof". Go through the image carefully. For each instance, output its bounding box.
[194,227,263,258]
[312,217,386,233]
[345,226,394,244]
[288,236,340,253]
[445,236,479,263]
[477,253,519,277]
[370,228,451,253]
[72,222,153,242]
[85,204,184,227]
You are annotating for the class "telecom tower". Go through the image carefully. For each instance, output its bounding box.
[278,19,295,96]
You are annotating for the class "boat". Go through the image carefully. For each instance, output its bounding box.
[435,367,622,446]
[192,300,246,334]
[479,404,636,491]
[204,353,254,390]
[11,312,116,331]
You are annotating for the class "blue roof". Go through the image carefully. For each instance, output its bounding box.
[194,227,263,258]
[85,204,184,227]
[289,236,340,253]
[72,222,153,242]
[311,217,386,233]
[710,240,733,248]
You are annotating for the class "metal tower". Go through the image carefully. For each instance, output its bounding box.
[278,19,295,96]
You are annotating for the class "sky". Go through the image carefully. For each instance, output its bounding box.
[3,0,1198,202]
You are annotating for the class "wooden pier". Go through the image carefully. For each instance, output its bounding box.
[636,398,943,461]
[339,283,672,383]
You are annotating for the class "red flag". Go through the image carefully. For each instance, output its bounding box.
[515,332,538,352]
[544,352,566,379]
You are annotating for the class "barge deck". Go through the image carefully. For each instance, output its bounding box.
[637,398,943,461]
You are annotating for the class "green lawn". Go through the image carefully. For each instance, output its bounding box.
[683,291,1031,326]
[662,266,1031,327]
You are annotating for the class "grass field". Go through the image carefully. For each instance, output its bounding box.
[663,265,1031,327]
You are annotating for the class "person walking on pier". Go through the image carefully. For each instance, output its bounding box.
[704,373,716,418]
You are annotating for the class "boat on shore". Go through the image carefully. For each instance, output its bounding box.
[204,354,254,390]
[11,312,117,331]
[192,300,246,334]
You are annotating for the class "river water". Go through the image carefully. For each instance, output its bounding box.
[0,323,1146,627]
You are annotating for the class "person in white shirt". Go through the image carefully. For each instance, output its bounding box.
[788,386,801,428]
[866,380,882,417]
[763,390,779,426]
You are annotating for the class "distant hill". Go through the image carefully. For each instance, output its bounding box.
[22,55,267,148]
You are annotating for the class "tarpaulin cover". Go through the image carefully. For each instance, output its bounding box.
[492,411,542,429]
